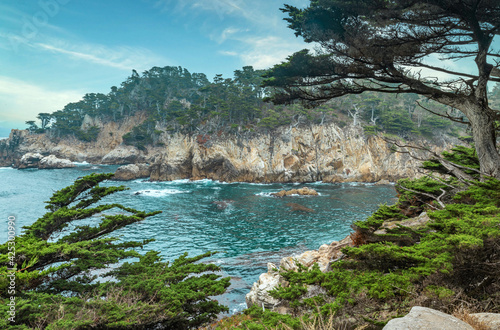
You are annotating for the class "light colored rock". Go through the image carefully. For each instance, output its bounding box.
[469,313,500,329]
[245,263,281,309]
[246,240,351,309]
[113,163,150,181]
[272,187,319,197]
[2,116,463,181]
[374,212,431,235]
[18,152,44,168]
[39,155,75,169]
[102,146,142,164]
[383,306,474,330]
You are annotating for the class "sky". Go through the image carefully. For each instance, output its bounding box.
[0,0,310,137]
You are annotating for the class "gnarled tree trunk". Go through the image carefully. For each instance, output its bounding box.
[464,102,500,179]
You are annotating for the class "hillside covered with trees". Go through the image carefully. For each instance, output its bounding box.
[24,64,482,151]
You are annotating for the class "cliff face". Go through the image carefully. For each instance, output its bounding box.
[148,124,455,183]
[0,119,459,183]
[0,114,146,167]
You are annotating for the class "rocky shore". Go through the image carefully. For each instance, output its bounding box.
[0,118,461,183]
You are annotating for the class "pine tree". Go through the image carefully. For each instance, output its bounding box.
[0,173,230,329]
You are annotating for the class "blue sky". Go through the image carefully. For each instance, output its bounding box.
[0,0,310,136]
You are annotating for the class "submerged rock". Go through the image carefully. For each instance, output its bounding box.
[286,202,314,212]
[212,200,235,210]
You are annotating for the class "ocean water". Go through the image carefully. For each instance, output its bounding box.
[0,164,397,314]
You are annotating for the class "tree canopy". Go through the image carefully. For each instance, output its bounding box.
[264,0,500,178]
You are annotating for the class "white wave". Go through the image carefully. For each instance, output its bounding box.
[132,189,189,197]
[0,167,14,170]
[231,302,247,314]
[164,179,191,184]
[256,191,322,197]
[72,161,90,166]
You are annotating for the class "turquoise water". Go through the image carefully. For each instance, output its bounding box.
[0,164,397,314]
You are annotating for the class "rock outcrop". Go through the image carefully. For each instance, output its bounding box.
[0,113,146,168]
[383,306,474,330]
[113,163,151,181]
[16,153,75,169]
[271,187,319,197]
[1,118,462,183]
[245,211,434,312]
[468,313,500,329]
[148,124,461,183]
[38,155,75,169]
[246,236,353,311]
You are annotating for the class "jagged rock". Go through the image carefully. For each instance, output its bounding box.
[16,153,76,169]
[375,179,392,185]
[101,146,142,164]
[383,306,474,330]
[469,313,500,329]
[246,239,353,310]
[272,187,319,197]
[113,163,150,181]
[2,120,462,181]
[38,155,75,169]
[17,152,45,169]
[17,153,76,169]
[245,263,281,309]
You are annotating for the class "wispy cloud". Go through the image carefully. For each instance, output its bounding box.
[34,40,171,72]
[0,76,83,122]
[221,35,306,69]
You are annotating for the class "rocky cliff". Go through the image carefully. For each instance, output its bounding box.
[148,124,459,183]
[0,118,460,183]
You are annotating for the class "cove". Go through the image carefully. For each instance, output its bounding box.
[0,164,397,314]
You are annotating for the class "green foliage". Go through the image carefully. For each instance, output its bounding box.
[422,146,480,179]
[363,125,377,136]
[76,125,100,142]
[354,204,407,231]
[241,146,500,327]
[0,173,229,329]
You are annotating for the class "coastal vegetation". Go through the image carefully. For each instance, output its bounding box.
[0,173,229,329]
[211,147,500,329]
[9,0,500,328]
[263,0,500,179]
[23,63,473,151]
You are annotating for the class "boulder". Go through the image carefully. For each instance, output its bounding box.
[38,155,76,169]
[17,152,44,169]
[113,163,150,181]
[272,187,319,197]
[383,306,474,330]
[469,313,500,329]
